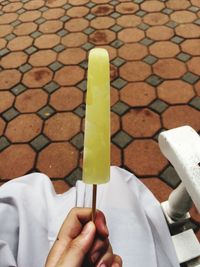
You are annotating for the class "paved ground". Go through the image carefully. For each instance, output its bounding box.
[0,0,199,237]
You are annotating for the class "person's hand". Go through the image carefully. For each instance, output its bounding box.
[45,207,122,267]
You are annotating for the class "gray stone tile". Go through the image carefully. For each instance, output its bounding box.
[5,33,16,41]
[11,84,27,95]
[30,134,50,151]
[86,2,96,8]
[182,72,199,84]
[49,61,63,71]
[31,31,42,38]
[77,80,87,92]
[143,55,158,65]
[66,168,82,186]
[137,23,149,30]
[160,165,180,188]
[82,42,94,51]
[57,29,68,37]
[60,15,70,22]
[0,136,10,152]
[110,0,119,5]
[71,132,84,150]
[110,12,121,19]
[176,52,191,62]
[187,6,199,12]
[162,8,173,14]
[85,14,95,20]
[140,37,154,46]
[111,39,124,48]
[111,57,125,67]
[150,99,168,113]
[146,75,163,86]
[53,44,65,52]
[84,27,95,35]
[39,6,48,12]
[166,21,178,28]
[62,4,71,10]
[111,78,127,90]
[0,48,10,57]
[11,20,21,27]
[134,0,144,3]
[2,108,19,122]
[74,105,85,118]
[112,130,132,148]
[35,18,46,25]
[25,46,37,55]
[136,10,146,17]
[171,36,184,44]
[44,82,59,93]
[17,8,26,14]
[37,105,55,119]
[111,25,122,32]
[194,18,200,25]
[111,101,129,115]
[189,97,200,111]
[19,63,32,73]
[80,60,88,69]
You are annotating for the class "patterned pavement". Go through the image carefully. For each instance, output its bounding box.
[0,0,199,236]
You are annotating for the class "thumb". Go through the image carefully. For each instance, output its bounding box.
[57,221,96,267]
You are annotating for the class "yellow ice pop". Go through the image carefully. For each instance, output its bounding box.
[83,48,110,185]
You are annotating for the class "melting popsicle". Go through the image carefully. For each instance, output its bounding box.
[83,48,110,220]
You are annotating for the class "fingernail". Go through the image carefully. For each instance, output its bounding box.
[99,264,107,267]
[82,222,94,236]
[113,263,120,267]
[91,251,100,263]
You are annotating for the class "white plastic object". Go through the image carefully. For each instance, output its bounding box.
[158,126,200,213]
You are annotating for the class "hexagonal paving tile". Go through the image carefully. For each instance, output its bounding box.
[34,34,60,49]
[122,108,161,137]
[153,59,186,79]
[141,1,165,12]
[0,118,5,136]
[146,25,174,41]
[0,69,21,90]
[54,66,84,86]
[0,51,28,68]
[118,28,144,43]
[42,8,65,20]
[170,11,197,23]
[50,87,83,111]
[111,112,120,135]
[149,41,180,58]
[175,23,200,38]
[0,144,36,179]
[22,67,53,88]
[0,91,15,113]
[120,61,151,82]
[162,105,200,131]
[89,29,115,45]
[124,140,168,176]
[65,18,89,32]
[44,112,81,141]
[120,82,156,107]
[15,89,48,112]
[91,4,114,16]
[116,2,139,14]
[117,14,141,27]
[181,39,200,56]
[39,20,63,33]
[5,114,43,142]
[61,32,87,47]
[37,142,78,178]
[58,48,86,65]
[143,13,169,26]
[111,143,121,166]
[158,80,195,104]
[29,50,57,67]
[187,57,200,76]
[166,0,190,10]
[7,36,33,51]
[91,17,114,29]
[118,43,148,60]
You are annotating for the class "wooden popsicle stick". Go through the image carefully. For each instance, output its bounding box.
[92,184,97,222]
